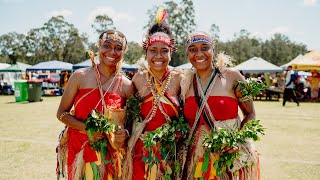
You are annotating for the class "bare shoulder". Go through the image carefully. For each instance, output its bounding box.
[171,70,184,81]
[222,68,245,82]
[120,74,135,98]
[132,70,147,84]
[72,67,92,78]
[67,68,88,84]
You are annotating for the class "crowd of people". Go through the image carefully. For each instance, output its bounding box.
[240,68,320,103]
[54,7,317,180]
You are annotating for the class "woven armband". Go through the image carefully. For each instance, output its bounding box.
[238,95,253,102]
[124,129,130,137]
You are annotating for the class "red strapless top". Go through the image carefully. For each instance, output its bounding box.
[184,96,238,126]
[67,89,124,178]
[74,88,124,120]
[140,93,179,131]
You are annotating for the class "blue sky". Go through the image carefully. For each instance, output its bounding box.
[0,0,319,50]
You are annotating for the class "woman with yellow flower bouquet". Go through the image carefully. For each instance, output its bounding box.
[56,29,134,179]
[123,7,188,180]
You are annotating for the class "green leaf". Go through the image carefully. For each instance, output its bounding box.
[202,152,210,173]
[87,129,94,140]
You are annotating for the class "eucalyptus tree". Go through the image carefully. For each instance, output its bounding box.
[91,15,115,34]
[0,32,26,64]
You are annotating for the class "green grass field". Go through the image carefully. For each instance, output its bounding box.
[0,96,319,180]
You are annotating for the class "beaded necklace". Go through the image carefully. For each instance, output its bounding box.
[94,65,118,113]
[144,70,172,123]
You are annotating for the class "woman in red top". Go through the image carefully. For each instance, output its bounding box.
[181,32,260,180]
[123,8,183,180]
[56,30,134,180]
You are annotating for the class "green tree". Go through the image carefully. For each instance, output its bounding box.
[260,33,307,66]
[209,24,220,41]
[62,28,86,64]
[218,29,262,65]
[32,16,75,61]
[22,16,87,64]
[91,15,115,34]
[124,42,144,64]
[0,32,26,64]
[24,28,49,64]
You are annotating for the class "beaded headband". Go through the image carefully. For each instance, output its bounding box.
[186,32,214,48]
[142,34,177,52]
[98,32,127,49]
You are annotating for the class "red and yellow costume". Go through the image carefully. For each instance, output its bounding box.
[183,96,238,180]
[132,92,179,179]
[68,89,124,180]
[181,75,260,180]
[56,83,126,180]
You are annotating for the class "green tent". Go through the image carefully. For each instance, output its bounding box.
[0,62,31,72]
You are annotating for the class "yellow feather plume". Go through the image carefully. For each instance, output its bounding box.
[87,49,95,66]
[155,6,166,24]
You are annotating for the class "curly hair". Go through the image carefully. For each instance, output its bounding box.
[147,23,172,37]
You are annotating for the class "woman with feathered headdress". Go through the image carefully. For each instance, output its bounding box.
[122,7,186,180]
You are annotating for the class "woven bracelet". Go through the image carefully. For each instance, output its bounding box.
[59,112,70,121]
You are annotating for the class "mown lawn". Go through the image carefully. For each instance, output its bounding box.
[0,96,319,180]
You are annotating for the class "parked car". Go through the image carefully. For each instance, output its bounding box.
[37,73,60,83]
[0,83,14,95]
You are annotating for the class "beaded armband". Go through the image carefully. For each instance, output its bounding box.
[59,112,70,121]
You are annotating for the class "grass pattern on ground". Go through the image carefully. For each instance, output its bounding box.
[0,96,319,180]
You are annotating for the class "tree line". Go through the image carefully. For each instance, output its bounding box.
[0,0,308,67]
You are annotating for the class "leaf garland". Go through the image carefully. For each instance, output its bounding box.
[125,94,189,178]
[142,116,189,177]
[203,120,265,176]
[83,109,120,151]
[125,94,143,127]
[200,78,266,176]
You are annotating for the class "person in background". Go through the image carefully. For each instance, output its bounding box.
[308,70,320,101]
[283,65,299,106]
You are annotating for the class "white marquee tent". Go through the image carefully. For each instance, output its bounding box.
[234,57,283,73]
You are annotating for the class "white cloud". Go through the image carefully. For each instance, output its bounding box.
[88,6,135,24]
[47,9,73,18]
[303,0,317,6]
